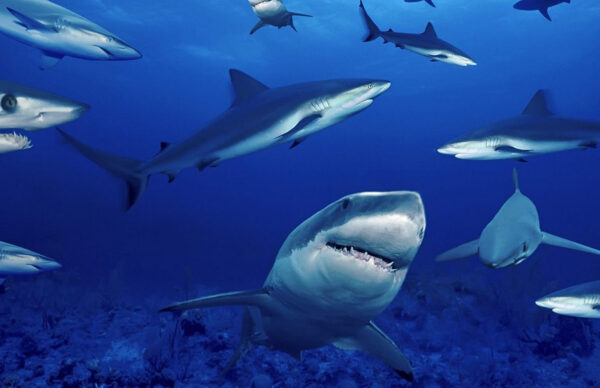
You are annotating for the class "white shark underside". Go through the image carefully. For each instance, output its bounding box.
[438,90,600,160]
[248,0,312,34]
[59,69,391,210]
[536,281,600,318]
[161,192,426,381]
[436,169,600,268]
[0,0,141,68]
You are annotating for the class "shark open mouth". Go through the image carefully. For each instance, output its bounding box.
[326,242,396,272]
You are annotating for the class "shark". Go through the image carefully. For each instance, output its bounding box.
[0,79,88,154]
[438,90,600,161]
[161,191,426,381]
[405,0,436,8]
[58,69,391,210]
[536,281,600,318]
[436,169,600,268]
[248,0,312,34]
[0,0,142,69]
[359,1,476,66]
[0,241,62,287]
[513,0,571,21]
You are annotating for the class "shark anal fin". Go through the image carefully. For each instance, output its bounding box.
[278,114,321,141]
[290,136,308,149]
[229,69,269,106]
[250,20,267,35]
[522,89,552,115]
[541,232,600,256]
[197,157,219,171]
[334,322,413,382]
[436,239,479,262]
[40,51,63,70]
[160,288,271,313]
[7,8,54,31]
[539,8,551,21]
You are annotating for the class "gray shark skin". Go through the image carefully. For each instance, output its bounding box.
[0,0,141,69]
[58,69,391,210]
[405,0,436,8]
[0,241,61,286]
[436,169,600,268]
[536,281,600,318]
[359,1,475,66]
[438,90,600,161]
[161,191,426,381]
[248,0,312,34]
[0,79,88,154]
[514,0,571,21]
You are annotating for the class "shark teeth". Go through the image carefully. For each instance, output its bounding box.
[326,242,396,272]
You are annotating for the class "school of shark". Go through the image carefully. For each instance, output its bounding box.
[0,0,596,384]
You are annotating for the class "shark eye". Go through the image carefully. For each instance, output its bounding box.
[1,94,17,112]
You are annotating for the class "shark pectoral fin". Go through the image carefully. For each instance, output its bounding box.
[290,136,308,149]
[436,239,479,262]
[539,8,551,21]
[542,232,600,255]
[495,145,531,153]
[522,89,553,115]
[278,114,321,141]
[334,322,413,382]
[288,12,312,18]
[431,54,448,59]
[160,288,272,313]
[197,157,220,171]
[229,69,269,106]
[250,20,267,35]
[40,51,64,70]
[220,307,264,375]
[7,8,54,31]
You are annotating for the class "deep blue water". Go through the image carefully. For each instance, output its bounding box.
[1,0,600,386]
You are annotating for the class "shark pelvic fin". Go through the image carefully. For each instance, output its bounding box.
[541,232,600,256]
[160,288,272,313]
[250,20,267,35]
[40,51,63,70]
[522,89,552,116]
[334,322,413,382]
[539,7,551,21]
[422,22,437,37]
[7,8,54,31]
[229,69,269,106]
[290,136,308,149]
[436,239,479,262]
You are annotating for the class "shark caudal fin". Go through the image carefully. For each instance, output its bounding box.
[359,1,381,42]
[57,129,148,210]
[541,233,600,256]
[425,0,436,7]
[436,239,479,262]
[160,289,272,312]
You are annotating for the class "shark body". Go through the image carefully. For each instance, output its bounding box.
[536,281,600,318]
[437,170,600,268]
[0,0,141,68]
[248,0,312,34]
[359,1,475,66]
[513,0,571,21]
[59,69,391,209]
[162,191,426,381]
[438,90,600,161]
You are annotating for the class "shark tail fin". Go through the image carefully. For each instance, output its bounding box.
[513,168,520,192]
[359,1,381,42]
[425,0,436,7]
[57,129,148,210]
[436,239,479,262]
[160,288,271,312]
[541,233,600,255]
[220,307,264,375]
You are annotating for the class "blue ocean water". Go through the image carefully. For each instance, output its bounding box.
[1,0,600,386]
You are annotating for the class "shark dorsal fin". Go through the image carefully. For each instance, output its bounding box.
[513,168,520,192]
[422,22,437,37]
[522,90,552,116]
[229,69,269,106]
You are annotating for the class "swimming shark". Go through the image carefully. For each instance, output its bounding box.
[0,241,62,286]
[161,191,426,381]
[0,79,88,154]
[0,0,142,69]
[248,0,312,34]
[58,69,391,210]
[513,0,570,21]
[536,281,600,318]
[437,90,600,161]
[436,169,600,268]
[405,0,436,8]
[359,1,476,66]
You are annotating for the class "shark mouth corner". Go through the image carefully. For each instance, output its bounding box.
[326,242,397,272]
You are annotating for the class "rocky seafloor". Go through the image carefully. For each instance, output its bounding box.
[1,269,599,388]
